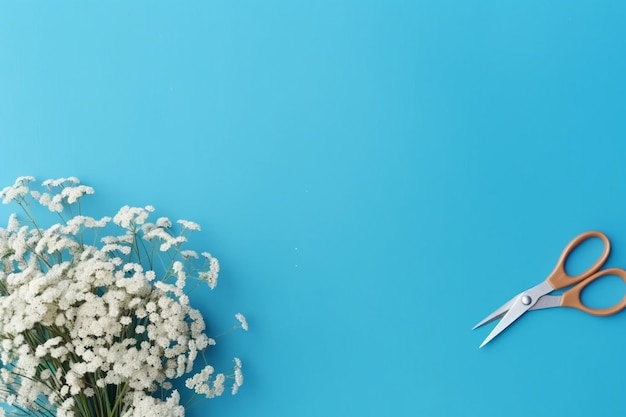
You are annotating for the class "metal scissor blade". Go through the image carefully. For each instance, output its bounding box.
[478,296,529,348]
[478,280,553,348]
[472,295,517,330]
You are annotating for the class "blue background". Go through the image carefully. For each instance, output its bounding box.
[1,2,626,416]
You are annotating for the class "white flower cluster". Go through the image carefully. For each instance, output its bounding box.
[0,177,247,417]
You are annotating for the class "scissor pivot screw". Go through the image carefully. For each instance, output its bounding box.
[521,295,532,305]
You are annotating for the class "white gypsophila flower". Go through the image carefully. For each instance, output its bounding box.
[102,243,132,255]
[0,176,34,204]
[234,358,244,387]
[61,185,94,204]
[235,313,249,331]
[42,177,78,189]
[7,214,18,232]
[177,219,201,231]
[180,250,198,259]
[185,365,213,390]
[199,252,219,289]
[143,226,183,252]
[154,217,171,228]
[0,186,27,204]
[61,216,110,236]
[113,205,153,228]
[43,194,64,212]
[231,357,244,395]
[15,176,35,185]
[122,390,184,417]
[213,373,225,396]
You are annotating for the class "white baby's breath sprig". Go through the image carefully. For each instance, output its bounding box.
[231,357,244,395]
[177,219,201,232]
[199,252,220,290]
[0,176,34,204]
[0,176,247,417]
[235,313,249,331]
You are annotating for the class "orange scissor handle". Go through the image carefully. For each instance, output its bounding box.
[560,267,626,316]
[547,231,611,290]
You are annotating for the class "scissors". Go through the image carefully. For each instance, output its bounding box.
[474,231,626,348]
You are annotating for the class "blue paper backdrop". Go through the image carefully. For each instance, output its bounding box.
[1,2,626,416]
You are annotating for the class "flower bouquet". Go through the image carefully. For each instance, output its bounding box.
[0,176,246,417]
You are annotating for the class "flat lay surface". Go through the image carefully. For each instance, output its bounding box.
[1,2,626,416]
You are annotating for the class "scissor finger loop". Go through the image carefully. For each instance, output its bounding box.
[560,267,626,316]
[548,231,611,290]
